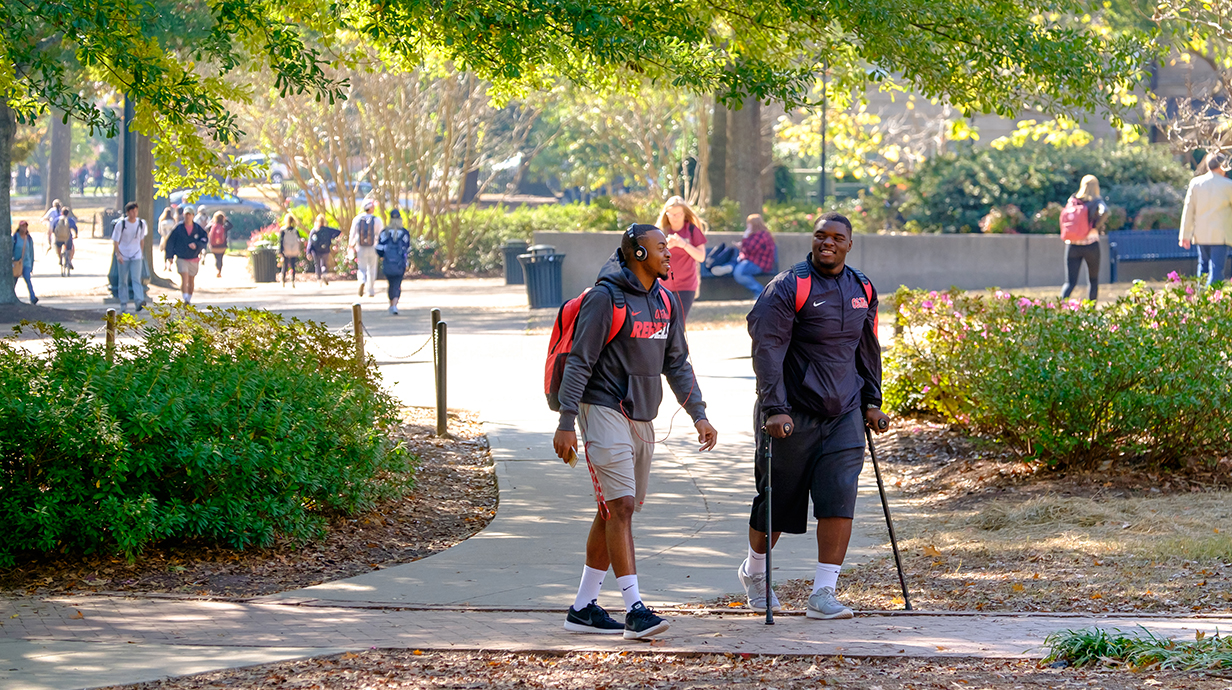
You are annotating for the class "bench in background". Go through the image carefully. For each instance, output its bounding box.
[1107,229,1195,283]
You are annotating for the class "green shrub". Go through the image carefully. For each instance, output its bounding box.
[762,202,815,233]
[884,276,1232,469]
[225,209,275,241]
[1133,206,1182,230]
[1103,182,1185,221]
[1028,202,1064,234]
[0,305,411,566]
[902,143,1191,233]
[979,205,1028,234]
[1105,205,1128,231]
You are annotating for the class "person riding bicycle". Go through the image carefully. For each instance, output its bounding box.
[53,212,75,271]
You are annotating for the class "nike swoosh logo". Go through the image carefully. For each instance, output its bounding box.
[622,585,634,591]
[813,301,826,307]
[631,310,642,316]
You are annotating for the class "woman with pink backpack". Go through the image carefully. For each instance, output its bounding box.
[208,212,232,277]
[1059,175,1108,301]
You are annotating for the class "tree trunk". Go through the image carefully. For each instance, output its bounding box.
[728,95,763,219]
[49,109,72,208]
[0,101,19,304]
[137,133,173,288]
[708,95,727,208]
[760,100,779,203]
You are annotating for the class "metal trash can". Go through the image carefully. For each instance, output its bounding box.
[501,240,529,285]
[518,245,566,309]
[249,248,278,283]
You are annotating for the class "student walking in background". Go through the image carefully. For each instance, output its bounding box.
[112,202,148,313]
[376,208,412,315]
[349,199,384,298]
[308,214,341,286]
[41,199,62,247]
[165,205,209,304]
[1180,152,1232,285]
[732,214,778,297]
[655,196,706,321]
[12,220,37,305]
[208,212,232,278]
[157,207,176,266]
[278,213,304,287]
[1059,175,1108,301]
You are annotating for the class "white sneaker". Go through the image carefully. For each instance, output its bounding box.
[737,558,780,612]
[806,586,853,620]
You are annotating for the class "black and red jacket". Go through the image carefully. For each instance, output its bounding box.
[747,255,882,420]
[556,254,707,431]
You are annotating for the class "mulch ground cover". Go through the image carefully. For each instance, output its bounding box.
[101,649,1232,689]
[0,407,496,598]
[702,418,1232,616]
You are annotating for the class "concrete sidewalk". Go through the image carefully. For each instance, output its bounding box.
[8,259,1225,688]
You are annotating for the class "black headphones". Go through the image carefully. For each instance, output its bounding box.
[626,225,648,262]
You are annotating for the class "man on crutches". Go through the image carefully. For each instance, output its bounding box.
[739,211,891,620]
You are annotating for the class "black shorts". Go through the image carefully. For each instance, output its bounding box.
[749,405,866,533]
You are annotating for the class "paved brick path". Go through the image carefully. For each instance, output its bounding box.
[5,595,1232,659]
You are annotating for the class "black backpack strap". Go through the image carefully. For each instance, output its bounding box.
[848,266,871,287]
[792,260,810,279]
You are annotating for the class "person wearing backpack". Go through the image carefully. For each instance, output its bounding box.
[1180,152,1232,286]
[308,214,341,286]
[52,212,75,271]
[655,196,706,321]
[112,201,148,312]
[1059,175,1108,301]
[278,213,304,287]
[551,224,717,640]
[740,211,889,621]
[375,208,412,314]
[348,198,384,298]
[208,211,232,277]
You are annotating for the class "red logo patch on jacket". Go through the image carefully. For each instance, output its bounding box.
[851,296,869,309]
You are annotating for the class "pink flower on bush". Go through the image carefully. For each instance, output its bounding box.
[1168,271,1181,283]
[994,290,1009,300]
[1017,297,1032,308]
[1109,324,1119,333]
[1211,290,1224,303]
[928,291,939,298]
[922,300,934,310]
[1048,302,1057,309]
[921,385,931,394]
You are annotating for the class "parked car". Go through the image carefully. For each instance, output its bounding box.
[288,180,375,207]
[168,190,271,218]
[237,153,291,185]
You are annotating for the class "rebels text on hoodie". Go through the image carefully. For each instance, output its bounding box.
[557,255,707,431]
[747,256,882,420]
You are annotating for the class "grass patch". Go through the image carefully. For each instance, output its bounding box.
[1045,626,1232,671]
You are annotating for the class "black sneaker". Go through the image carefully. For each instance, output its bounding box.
[623,601,669,640]
[563,601,623,635]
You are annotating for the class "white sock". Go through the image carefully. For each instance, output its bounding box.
[746,545,767,575]
[813,562,842,594]
[617,574,641,611]
[572,566,606,611]
[182,293,191,303]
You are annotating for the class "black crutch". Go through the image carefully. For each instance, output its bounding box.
[866,419,912,610]
[762,421,790,625]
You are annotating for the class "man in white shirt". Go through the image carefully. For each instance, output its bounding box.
[113,201,148,312]
[1179,152,1232,285]
[349,198,384,298]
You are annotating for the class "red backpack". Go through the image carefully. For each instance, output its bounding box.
[544,282,672,411]
[208,222,227,248]
[1059,196,1092,242]
[789,262,876,332]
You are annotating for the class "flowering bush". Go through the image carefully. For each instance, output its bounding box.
[247,224,280,250]
[884,275,1232,469]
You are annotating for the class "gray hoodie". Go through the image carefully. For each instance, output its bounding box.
[556,254,707,431]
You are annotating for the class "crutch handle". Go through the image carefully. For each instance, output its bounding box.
[876,417,888,431]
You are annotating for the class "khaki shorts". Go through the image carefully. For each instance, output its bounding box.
[578,403,654,512]
[176,258,200,276]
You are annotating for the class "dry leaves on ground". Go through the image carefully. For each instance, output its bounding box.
[0,407,496,598]
[100,649,1232,689]
[707,418,1232,615]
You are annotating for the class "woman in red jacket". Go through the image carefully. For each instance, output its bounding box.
[654,196,706,321]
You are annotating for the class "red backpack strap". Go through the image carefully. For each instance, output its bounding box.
[792,261,811,313]
[850,267,877,333]
[602,284,626,344]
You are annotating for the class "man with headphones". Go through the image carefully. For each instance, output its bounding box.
[553,224,718,640]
